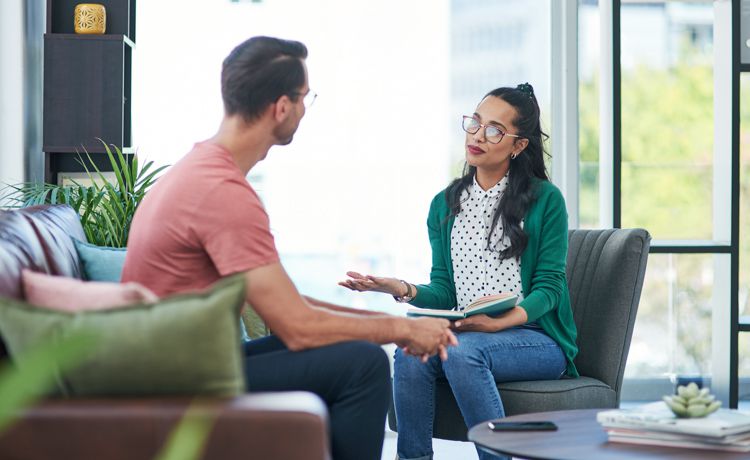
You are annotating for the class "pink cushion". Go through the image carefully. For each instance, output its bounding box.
[22,269,159,312]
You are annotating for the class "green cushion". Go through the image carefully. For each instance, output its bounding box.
[0,275,246,397]
[72,238,127,282]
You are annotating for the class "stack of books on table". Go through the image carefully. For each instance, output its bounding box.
[597,402,750,453]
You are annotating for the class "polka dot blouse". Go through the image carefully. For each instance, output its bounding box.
[450,174,524,310]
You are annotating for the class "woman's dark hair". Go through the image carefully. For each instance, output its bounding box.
[445,83,550,260]
[221,36,308,122]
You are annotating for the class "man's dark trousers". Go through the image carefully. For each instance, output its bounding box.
[244,335,391,460]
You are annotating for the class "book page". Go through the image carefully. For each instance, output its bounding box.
[464,294,517,316]
[406,308,464,319]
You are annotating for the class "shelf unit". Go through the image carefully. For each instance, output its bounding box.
[43,0,136,184]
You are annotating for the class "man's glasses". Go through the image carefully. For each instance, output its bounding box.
[294,90,317,109]
[462,115,522,144]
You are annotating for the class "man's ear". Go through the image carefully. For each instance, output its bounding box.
[272,95,293,122]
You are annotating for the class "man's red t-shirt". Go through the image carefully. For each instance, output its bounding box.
[121,142,279,297]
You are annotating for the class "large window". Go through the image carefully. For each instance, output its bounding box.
[738,73,750,396]
[620,1,717,387]
[578,0,721,399]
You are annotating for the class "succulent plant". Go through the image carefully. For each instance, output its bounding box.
[663,383,721,418]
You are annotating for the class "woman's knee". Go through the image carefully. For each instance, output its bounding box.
[394,347,427,373]
[441,341,488,373]
[394,348,442,386]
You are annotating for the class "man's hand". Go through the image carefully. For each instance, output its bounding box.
[400,317,458,362]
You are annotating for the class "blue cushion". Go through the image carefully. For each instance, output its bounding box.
[72,239,127,282]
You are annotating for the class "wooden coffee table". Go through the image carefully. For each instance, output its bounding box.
[468,409,750,459]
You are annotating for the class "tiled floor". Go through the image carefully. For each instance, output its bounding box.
[381,429,479,460]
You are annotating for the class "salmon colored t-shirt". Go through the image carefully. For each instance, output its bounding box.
[121,142,279,297]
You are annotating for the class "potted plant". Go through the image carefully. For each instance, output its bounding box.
[1,141,168,248]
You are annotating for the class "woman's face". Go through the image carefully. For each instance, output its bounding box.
[464,96,527,172]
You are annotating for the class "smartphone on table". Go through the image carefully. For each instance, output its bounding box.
[487,420,558,431]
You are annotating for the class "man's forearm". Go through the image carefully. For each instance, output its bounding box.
[303,295,387,317]
[244,264,443,353]
[291,308,408,349]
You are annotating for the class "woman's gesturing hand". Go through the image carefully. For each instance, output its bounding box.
[338,271,405,296]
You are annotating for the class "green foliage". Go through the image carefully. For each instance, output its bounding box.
[0,331,214,460]
[0,331,98,433]
[578,49,750,376]
[0,141,168,248]
[579,64,714,238]
[154,402,216,460]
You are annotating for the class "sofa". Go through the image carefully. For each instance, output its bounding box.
[0,204,331,460]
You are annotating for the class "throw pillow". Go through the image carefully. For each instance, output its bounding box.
[22,269,158,312]
[72,238,127,282]
[0,274,246,397]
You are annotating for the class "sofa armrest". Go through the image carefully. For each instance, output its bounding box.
[0,392,330,460]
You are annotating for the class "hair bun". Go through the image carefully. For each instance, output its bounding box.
[516,82,535,98]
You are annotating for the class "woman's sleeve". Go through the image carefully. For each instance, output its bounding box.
[409,194,457,309]
[518,188,568,322]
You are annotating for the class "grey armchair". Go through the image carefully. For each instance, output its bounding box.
[388,228,651,441]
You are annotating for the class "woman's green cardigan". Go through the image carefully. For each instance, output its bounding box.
[410,179,579,377]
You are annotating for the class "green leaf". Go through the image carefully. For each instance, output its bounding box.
[153,402,216,460]
[1,139,168,248]
[0,331,98,433]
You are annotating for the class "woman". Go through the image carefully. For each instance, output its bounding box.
[340,83,579,460]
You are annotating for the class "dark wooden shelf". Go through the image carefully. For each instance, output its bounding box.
[44,33,135,48]
[43,146,136,155]
[42,0,134,184]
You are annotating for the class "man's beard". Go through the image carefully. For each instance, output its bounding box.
[273,122,296,146]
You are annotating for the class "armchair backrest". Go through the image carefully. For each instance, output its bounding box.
[566,228,650,402]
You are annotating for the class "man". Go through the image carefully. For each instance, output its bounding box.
[121,36,457,460]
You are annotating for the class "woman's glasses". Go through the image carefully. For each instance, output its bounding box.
[462,115,522,144]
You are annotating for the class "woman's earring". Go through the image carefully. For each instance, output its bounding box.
[511,152,518,160]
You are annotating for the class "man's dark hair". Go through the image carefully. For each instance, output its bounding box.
[221,36,308,122]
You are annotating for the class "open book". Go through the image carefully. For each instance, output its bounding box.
[406,293,518,320]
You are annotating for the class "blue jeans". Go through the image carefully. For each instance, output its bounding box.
[393,326,566,460]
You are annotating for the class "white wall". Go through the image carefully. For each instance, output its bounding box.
[0,0,26,198]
